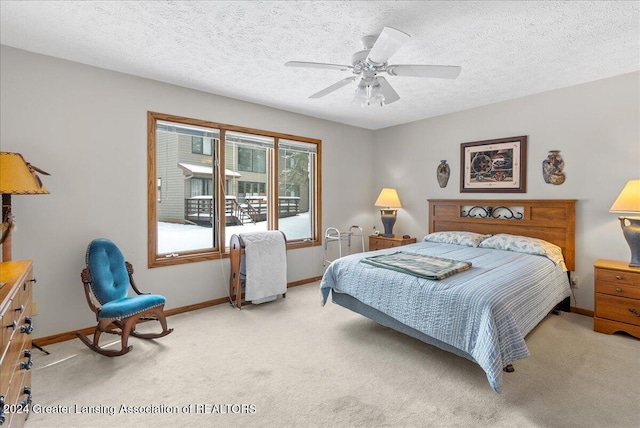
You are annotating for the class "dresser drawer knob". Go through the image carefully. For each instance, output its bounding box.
[615,275,622,280]
[19,388,32,412]
[20,317,33,335]
[5,321,17,330]
[14,305,24,313]
[18,394,32,412]
[616,287,622,292]
[20,351,33,370]
[630,308,640,317]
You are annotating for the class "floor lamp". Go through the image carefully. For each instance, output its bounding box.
[0,152,50,262]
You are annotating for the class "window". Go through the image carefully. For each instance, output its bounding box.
[237,146,267,173]
[237,181,266,202]
[190,177,212,197]
[191,136,212,155]
[278,139,316,241]
[224,131,273,242]
[151,115,220,265]
[148,112,321,267]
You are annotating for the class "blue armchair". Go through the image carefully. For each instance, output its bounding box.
[76,238,173,356]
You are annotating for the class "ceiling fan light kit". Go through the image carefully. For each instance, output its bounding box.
[353,79,385,107]
[285,26,461,107]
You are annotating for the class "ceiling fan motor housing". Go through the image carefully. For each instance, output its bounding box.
[351,49,370,67]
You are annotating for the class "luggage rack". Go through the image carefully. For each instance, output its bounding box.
[323,225,365,267]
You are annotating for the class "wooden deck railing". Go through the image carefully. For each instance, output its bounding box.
[226,197,252,225]
[245,196,300,222]
[185,195,300,225]
[184,197,213,225]
[277,196,300,217]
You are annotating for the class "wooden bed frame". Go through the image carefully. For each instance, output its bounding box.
[428,199,576,271]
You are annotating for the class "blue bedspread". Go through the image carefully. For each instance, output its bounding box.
[320,241,571,393]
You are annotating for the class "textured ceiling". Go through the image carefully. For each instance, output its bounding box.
[1,1,639,130]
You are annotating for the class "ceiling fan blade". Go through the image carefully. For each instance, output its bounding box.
[376,76,400,104]
[309,77,356,99]
[366,27,410,65]
[285,61,353,71]
[386,64,461,79]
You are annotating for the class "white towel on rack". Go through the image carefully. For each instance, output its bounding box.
[239,231,287,303]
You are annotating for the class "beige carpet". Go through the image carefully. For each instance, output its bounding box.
[28,282,639,428]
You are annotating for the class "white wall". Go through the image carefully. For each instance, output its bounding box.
[2,45,637,339]
[0,46,375,338]
[373,72,640,311]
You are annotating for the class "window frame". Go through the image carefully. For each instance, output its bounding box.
[147,111,322,268]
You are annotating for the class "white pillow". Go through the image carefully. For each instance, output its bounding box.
[478,233,567,271]
[423,231,491,248]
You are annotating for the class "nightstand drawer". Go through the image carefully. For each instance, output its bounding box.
[595,293,640,327]
[372,241,402,250]
[595,280,640,299]
[370,242,385,251]
[595,267,640,288]
[369,235,417,251]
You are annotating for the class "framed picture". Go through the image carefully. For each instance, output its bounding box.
[460,136,527,193]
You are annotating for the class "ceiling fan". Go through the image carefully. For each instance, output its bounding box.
[285,27,461,106]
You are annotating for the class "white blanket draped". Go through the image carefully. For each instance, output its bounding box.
[239,231,287,303]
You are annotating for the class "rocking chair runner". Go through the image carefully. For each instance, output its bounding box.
[77,238,173,357]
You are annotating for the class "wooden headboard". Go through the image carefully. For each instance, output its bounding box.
[428,199,576,271]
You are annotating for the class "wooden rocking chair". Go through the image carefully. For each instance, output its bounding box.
[76,238,173,357]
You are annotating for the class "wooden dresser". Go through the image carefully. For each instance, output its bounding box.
[594,259,640,339]
[0,261,34,427]
[369,235,417,251]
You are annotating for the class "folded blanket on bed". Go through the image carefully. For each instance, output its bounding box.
[360,251,472,280]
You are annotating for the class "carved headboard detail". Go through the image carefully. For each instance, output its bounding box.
[428,199,576,271]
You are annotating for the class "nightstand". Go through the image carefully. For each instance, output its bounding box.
[594,259,640,339]
[369,235,417,251]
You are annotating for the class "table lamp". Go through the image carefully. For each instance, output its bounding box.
[375,188,401,237]
[0,152,50,262]
[610,179,640,268]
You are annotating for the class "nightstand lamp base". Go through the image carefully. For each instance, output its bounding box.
[380,209,397,238]
[619,217,640,268]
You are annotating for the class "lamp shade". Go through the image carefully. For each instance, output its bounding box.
[0,152,49,194]
[610,180,640,214]
[375,188,401,208]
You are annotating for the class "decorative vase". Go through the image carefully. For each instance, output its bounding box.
[437,160,450,188]
[542,150,565,185]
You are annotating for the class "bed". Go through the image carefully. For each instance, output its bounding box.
[320,199,576,393]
